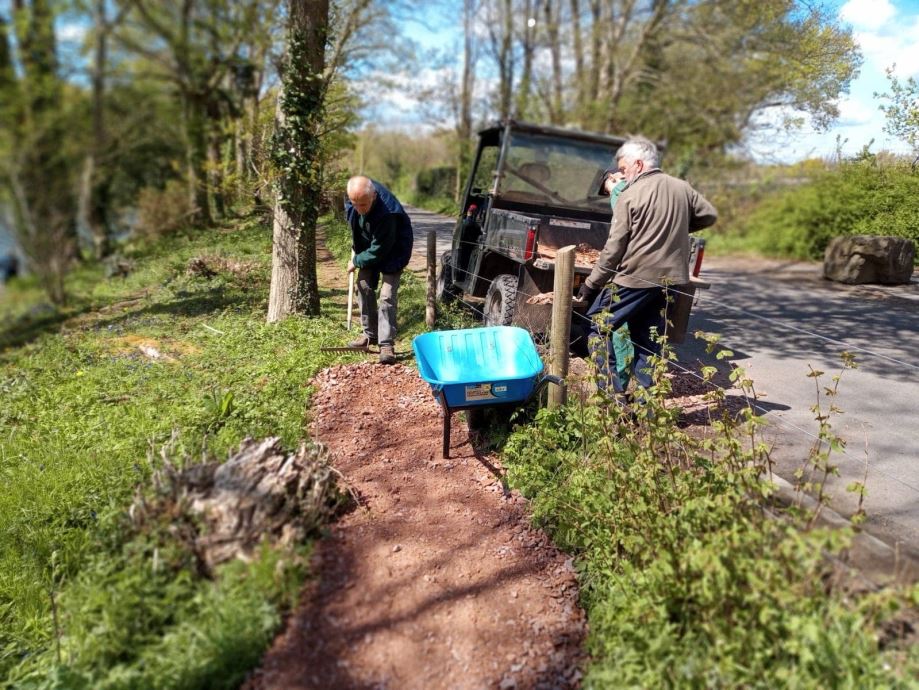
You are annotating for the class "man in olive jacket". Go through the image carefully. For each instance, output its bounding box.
[576,137,717,393]
[345,176,414,364]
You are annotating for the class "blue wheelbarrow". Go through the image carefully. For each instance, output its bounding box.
[412,326,561,458]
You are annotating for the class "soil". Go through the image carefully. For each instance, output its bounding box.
[245,231,586,690]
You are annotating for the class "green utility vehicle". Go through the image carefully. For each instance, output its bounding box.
[437,120,705,340]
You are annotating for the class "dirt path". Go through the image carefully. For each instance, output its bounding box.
[246,230,586,689]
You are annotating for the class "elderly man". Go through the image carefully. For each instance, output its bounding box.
[576,137,717,394]
[345,175,414,365]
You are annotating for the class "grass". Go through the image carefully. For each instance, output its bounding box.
[0,213,401,687]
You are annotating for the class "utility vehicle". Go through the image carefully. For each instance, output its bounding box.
[436,119,705,341]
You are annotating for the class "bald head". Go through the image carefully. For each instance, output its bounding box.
[347,175,376,215]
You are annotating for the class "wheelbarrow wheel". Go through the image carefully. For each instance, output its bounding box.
[484,274,517,326]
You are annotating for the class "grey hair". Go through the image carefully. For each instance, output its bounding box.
[615,137,660,168]
[347,175,375,198]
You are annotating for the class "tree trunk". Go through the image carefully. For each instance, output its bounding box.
[514,0,536,119]
[207,130,225,220]
[267,0,328,321]
[545,0,563,124]
[9,0,76,305]
[455,0,476,202]
[0,13,15,93]
[182,91,212,225]
[497,0,514,119]
[81,0,112,259]
[569,0,585,120]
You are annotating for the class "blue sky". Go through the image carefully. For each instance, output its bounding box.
[780,0,919,160]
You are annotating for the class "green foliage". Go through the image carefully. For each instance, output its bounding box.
[416,166,457,200]
[877,67,919,158]
[135,180,194,239]
[0,214,361,687]
[722,159,919,260]
[502,344,918,687]
[7,542,308,689]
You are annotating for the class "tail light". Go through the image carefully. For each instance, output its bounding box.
[692,240,705,277]
[523,225,537,261]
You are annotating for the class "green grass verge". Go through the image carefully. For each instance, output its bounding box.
[501,346,919,688]
[0,214,396,688]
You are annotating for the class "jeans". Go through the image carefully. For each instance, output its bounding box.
[356,268,401,346]
[586,285,666,393]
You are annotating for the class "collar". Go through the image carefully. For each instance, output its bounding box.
[631,168,662,185]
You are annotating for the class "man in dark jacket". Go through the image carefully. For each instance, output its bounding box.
[345,176,414,364]
[576,137,717,393]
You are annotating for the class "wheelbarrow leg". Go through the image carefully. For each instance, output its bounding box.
[438,393,451,459]
[443,411,451,459]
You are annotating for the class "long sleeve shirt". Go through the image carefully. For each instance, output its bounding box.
[585,169,717,290]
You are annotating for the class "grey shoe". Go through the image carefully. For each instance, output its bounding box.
[348,334,376,350]
[379,344,396,365]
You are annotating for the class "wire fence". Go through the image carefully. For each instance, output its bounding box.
[434,237,919,497]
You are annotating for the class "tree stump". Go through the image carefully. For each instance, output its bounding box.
[131,437,339,574]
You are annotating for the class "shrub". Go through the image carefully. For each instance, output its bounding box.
[416,166,457,200]
[734,160,919,260]
[501,341,918,687]
[135,180,194,239]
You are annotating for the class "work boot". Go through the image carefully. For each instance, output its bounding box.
[348,334,376,350]
[379,344,396,365]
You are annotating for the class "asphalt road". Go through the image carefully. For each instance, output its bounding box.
[404,205,919,557]
[681,256,919,558]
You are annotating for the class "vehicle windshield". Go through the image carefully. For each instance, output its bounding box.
[496,131,618,212]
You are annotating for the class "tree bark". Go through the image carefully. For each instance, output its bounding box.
[455,0,477,202]
[80,0,115,259]
[267,0,328,321]
[569,0,586,120]
[514,0,537,119]
[545,0,563,124]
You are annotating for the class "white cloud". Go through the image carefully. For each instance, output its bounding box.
[836,96,876,127]
[57,22,87,43]
[840,0,896,31]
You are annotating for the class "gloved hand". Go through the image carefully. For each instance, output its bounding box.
[577,282,599,306]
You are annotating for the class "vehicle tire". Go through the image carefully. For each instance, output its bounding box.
[437,252,461,304]
[483,274,518,326]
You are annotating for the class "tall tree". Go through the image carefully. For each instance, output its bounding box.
[475,0,860,166]
[3,0,77,304]
[115,0,267,224]
[77,0,126,259]
[454,0,478,200]
[267,0,329,320]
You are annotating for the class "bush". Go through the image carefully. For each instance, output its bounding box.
[135,180,194,239]
[501,342,919,687]
[416,166,457,199]
[734,160,919,260]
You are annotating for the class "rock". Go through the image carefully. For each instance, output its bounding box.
[823,235,915,285]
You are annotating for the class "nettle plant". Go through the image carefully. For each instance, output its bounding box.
[503,329,918,687]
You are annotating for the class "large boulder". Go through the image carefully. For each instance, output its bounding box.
[823,235,916,285]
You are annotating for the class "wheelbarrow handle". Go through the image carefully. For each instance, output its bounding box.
[534,373,563,397]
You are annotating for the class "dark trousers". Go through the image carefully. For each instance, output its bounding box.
[586,285,666,392]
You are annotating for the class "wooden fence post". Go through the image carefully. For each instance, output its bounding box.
[549,245,575,408]
[426,230,436,328]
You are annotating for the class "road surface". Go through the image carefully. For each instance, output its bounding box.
[682,256,919,558]
[405,205,919,557]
